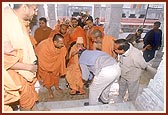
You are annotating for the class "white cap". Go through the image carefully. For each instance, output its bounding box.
[76,37,84,44]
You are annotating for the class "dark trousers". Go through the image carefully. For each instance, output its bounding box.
[143,49,156,62]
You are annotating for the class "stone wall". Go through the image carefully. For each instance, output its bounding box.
[135,54,165,111]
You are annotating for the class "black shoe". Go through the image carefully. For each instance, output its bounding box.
[85,83,89,88]
[84,102,89,106]
[11,105,19,111]
[98,98,109,104]
[66,83,69,88]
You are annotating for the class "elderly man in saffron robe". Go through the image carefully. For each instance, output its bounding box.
[66,37,85,95]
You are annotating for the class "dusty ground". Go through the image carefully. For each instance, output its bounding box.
[38,67,155,103]
[38,77,89,102]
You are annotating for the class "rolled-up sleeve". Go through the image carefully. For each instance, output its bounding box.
[80,64,90,81]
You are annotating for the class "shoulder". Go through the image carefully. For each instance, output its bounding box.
[103,35,116,41]
[35,39,50,52]
[61,46,67,52]
[126,34,134,38]
[147,29,154,34]
[77,26,84,31]
[38,39,49,46]
[35,27,41,31]
[131,46,142,57]
[46,26,52,31]
[144,29,154,38]
[159,29,162,33]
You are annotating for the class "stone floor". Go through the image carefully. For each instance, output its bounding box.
[37,99,137,112]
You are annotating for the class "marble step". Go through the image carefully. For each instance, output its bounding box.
[37,99,137,111]
[37,99,88,111]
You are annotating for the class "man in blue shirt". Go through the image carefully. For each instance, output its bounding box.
[143,21,162,62]
[79,50,121,105]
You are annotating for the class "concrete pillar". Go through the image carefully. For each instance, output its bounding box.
[104,4,123,38]
[37,4,45,18]
[47,4,56,29]
[31,4,45,36]
[159,8,164,48]
[93,4,101,19]
[57,4,68,17]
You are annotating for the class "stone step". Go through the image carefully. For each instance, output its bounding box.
[53,102,137,112]
[37,99,89,111]
[37,99,137,111]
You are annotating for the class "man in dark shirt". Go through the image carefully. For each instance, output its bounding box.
[143,21,162,62]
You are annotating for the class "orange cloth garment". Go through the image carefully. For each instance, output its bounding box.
[29,35,37,49]
[48,29,58,38]
[3,66,21,111]
[35,39,67,89]
[4,105,13,111]
[34,26,52,45]
[4,50,38,110]
[68,26,86,47]
[66,44,84,91]
[86,26,104,50]
[3,7,37,82]
[8,70,38,109]
[4,50,21,106]
[102,35,117,59]
[3,7,38,109]
[54,24,60,33]
[24,20,37,49]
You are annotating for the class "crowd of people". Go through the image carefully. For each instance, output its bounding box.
[3,4,162,111]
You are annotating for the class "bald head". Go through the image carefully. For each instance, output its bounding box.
[59,24,68,35]
[91,29,103,38]
[13,4,37,9]
[13,4,38,21]
[13,4,22,9]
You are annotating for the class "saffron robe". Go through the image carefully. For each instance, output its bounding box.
[68,26,87,47]
[66,44,84,91]
[35,38,67,89]
[86,26,104,50]
[34,26,52,45]
[3,7,38,109]
[102,35,117,59]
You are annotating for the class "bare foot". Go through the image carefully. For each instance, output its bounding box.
[55,87,63,93]
[49,91,54,99]
[79,88,85,95]
[70,89,77,95]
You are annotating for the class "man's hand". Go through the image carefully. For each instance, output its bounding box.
[28,64,37,74]
[146,44,152,50]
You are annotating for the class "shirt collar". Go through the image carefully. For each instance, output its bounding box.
[122,43,132,57]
